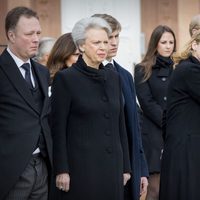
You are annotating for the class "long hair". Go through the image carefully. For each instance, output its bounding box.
[173,31,200,66]
[139,25,176,81]
[47,32,77,81]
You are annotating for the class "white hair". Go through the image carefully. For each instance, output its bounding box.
[34,37,56,62]
[71,17,111,49]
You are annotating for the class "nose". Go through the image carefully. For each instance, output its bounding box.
[166,42,172,49]
[32,33,40,43]
[110,37,117,45]
[99,42,108,50]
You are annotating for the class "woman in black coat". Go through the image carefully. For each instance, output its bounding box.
[50,17,131,200]
[134,25,176,200]
[159,31,200,200]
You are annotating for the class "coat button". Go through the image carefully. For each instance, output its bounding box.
[163,96,167,101]
[161,77,167,81]
[106,147,112,154]
[105,130,111,136]
[104,113,110,119]
[102,96,108,102]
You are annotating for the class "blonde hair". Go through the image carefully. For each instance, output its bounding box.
[173,31,200,66]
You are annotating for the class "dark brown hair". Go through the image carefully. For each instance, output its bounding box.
[139,25,176,81]
[5,6,38,39]
[47,32,77,81]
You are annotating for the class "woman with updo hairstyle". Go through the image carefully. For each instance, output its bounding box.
[50,17,131,200]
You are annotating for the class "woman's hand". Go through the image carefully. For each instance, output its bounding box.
[123,173,131,186]
[56,173,70,192]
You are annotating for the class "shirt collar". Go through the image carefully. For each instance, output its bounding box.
[103,59,114,66]
[7,47,31,69]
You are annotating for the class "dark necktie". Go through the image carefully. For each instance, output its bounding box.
[21,63,33,88]
[105,63,115,70]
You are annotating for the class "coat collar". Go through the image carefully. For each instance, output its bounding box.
[0,49,47,114]
[153,55,173,77]
[74,55,106,81]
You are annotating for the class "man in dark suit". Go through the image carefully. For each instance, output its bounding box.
[0,7,52,200]
[92,14,149,200]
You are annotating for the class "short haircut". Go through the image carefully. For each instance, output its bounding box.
[5,6,39,39]
[71,17,111,50]
[34,37,56,62]
[189,14,200,36]
[92,14,121,32]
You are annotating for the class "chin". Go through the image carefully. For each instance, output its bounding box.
[30,52,37,58]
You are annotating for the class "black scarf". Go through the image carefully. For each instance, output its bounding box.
[155,54,174,68]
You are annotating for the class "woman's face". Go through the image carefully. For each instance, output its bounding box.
[157,32,175,57]
[80,28,109,68]
[65,49,80,67]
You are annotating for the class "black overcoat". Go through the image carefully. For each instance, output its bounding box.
[134,57,173,173]
[160,56,200,200]
[0,49,52,200]
[51,57,131,200]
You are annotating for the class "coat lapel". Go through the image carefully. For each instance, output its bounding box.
[114,61,128,93]
[0,50,40,114]
[31,60,49,116]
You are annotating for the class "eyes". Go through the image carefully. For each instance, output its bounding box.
[25,31,41,36]
[72,53,80,56]
[109,34,119,40]
[160,41,174,45]
[92,41,108,45]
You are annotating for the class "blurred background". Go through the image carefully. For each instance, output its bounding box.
[0,0,199,73]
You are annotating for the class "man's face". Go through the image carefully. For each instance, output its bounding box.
[8,16,41,61]
[107,30,120,60]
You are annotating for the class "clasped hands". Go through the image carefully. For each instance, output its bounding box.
[56,173,131,192]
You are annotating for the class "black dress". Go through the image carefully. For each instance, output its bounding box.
[51,56,131,200]
[134,55,173,173]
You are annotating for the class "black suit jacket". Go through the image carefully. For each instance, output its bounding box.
[0,49,52,200]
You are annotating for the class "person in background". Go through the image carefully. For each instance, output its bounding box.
[50,16,131,200]
[33,36,56,66]
[0,6,52,200]
[134,25,176,200]
[92,13,148,200]
[159,31,200,200]
[189,14,200,37]
[47,32,80,83]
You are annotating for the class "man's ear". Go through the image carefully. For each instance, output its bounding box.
[7,31,15,43]
[192,28,200,36]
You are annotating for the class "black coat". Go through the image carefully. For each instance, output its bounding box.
[134,56,173,173]
[0,49,52,200]
[51,57,131,200]
[160,56,200,200]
